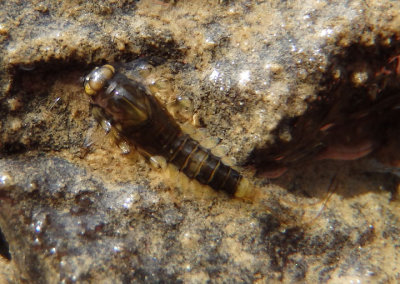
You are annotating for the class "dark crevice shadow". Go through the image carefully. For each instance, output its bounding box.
[0,227,11,261]
[0,59,90,157]
[272,158,399,200]
[245,38,400,198]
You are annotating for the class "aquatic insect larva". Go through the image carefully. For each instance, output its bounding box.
[83,64,252,198]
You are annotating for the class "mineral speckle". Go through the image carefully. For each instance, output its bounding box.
[0,0,399,282]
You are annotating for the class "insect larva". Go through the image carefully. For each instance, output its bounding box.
[83,64,252,198]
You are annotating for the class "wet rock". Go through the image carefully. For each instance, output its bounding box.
[0,0,399,282]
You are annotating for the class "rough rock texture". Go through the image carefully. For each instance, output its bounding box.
[0,0,399,283]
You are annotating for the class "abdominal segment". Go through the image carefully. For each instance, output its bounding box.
[166,134,242,196]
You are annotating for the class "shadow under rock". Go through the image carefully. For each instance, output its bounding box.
[245,40,400,199]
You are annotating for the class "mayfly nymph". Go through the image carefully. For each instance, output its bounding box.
[83,64,252,198]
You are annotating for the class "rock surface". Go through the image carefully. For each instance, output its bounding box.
[0,0,399,282]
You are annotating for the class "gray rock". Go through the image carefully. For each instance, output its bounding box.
[0,0,399,282]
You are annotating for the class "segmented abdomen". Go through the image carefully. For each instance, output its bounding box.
[166,134,242,195]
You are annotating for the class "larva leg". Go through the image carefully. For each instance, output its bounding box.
[92,106,112,133]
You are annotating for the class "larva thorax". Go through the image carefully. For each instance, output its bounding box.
[83,64,249,197]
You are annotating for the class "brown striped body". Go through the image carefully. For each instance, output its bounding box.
[83,65,242,195]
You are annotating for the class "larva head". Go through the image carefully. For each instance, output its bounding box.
[84,64,115,96]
